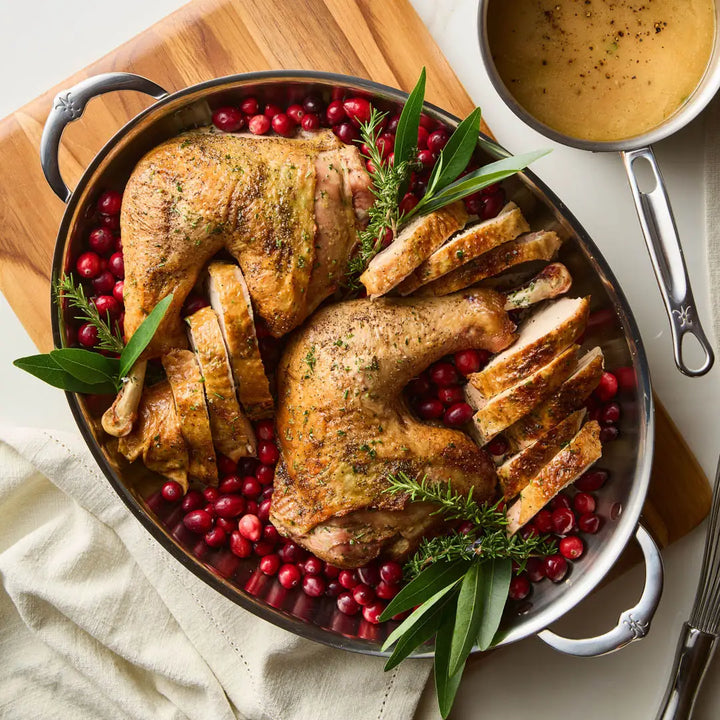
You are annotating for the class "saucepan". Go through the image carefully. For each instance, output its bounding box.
[42,70,661,659]
[478,0,720,377]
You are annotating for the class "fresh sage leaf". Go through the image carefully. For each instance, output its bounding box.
[379,558,471,622]
[13,354,117,395]
[119,293,173,379]
[434,606,465,719]
[394,67,426,196]
[476,558,512,651]
[50,348,120,388]
[448,560,488,676]
[426,107,482,196]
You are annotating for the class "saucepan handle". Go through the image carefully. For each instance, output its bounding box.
[537,524,663,656]
[621,146,715,377]
[40,72,168,203]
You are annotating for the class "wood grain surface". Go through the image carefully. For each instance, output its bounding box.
[0,0,710,546]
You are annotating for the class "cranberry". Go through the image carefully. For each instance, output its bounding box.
[429,361,460,387]
[376,133,395,158]
[326,100,346,124]
[212,106,245,132]
[552,507,576,535]
[333,122,359,144]
[112,281,124,304]
[520,523,539,540]
[216,517,236,534]
[238,514,262,542]
[88,227,115,255]
[361,601,384,624]
[253,540,275,556]
[354,565,377,587]
[427,129,450,154]
[183,509,213,534]
[97,190,122,216]
[92,271,115,295]
[600,426,619,443]
[258,498,272,522]
[457,520,475,535]
[182,294,209,317]
[407,375,432,397]
[202,487,219,503]
[337,592,360,615]
[338,569,359,589]
[386,152,395,167]
[102,214,121,231]
[573,492,596,514]
[375,581,400,600]
[525,557,546,583]
[278,541,305,564]
[454,349,482,375]
[218,474,242,494]
[271,113,293,137]
[417,149,435,167]
[550,494,571,510]
[579,512,601,534]
[417,398,444,420]
[324,563,340,579]
[286,104,304,124]
[385,113,401,133]
[596,372,619,402]
[509,575,531,600]
[465,195,483,216]
[263,103,282,119]
[379,561,403,585]
[229,532,252,558]
[203,503,217,518]
[399,192,419,215]
[418,113,435,130]
[300,556,321,576]
[161,480,184,502]
[94,295,121,321]
[534,509,554,534]
[256,441,278,465]
[343,97,372,126]
[300,95,322,114]
[214,495,246,518]
[559,535,584,560]
[544,554,569,582]
[486,435,509,456]
[615,366,635,392]
[278,563,302,589]
[416,125,429,150]
[600,402,621,426]
[575,469,608,492]
[256,464,275,486]
[262,524,280,545]
[443,402,474,427]
[240,97,259,115]
[255,419,275,441]
[181,490,204,512]
[76,251,102,279]
[480,190,506,220]
[301,113,320,131]
[260,554,280,575]
[325,580,342,598]
[108,252,125,279]
[204,527,227,548]
[303,575,326,597]
[248,114,271,135]
[241,476,262,498]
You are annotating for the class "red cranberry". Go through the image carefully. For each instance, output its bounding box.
[417,149,435,167]
[263,103,282,119]
[255,419,275,441]
[429,361,460,387]
[407,375,432,397]
[94,295,121,321]
[579,512,601,534]
[326,100,346,124]
[238,514,262,542]
[97,190,122,216]
[301,113,320,131]
[204,527,227,548]
[248,114,271,135]
[427,129,450,154]
[161,480,184,502]
[443,402,474,427]
[214,495,246,518]
[271,113,293,137]
[337,592,360,615]
[302,95,323,114]
[417,398,444,420]
[457,520,475,535]
[509,575,531,600]
[615,366,635,392]
[525,557,546,583]
[376,581,400,600]
[352,583,376,606]
[399,192,419,215]
[92,271,115,295]
[357,565,380,586]
[286,104,304,124]
[343,97,372,126]
[181,490,204,512]
[278,541,305,564]
[183,509,213,534]
[338,569,359,589]
[112,281,124,304]
[203,503,217,518]
[258,499,272,523]
[258,441,279,465]
[486,435,509,456]
[386,152,395,167]
[76,251,102,279]
[212,106,245,132]
[333,122,359,144]
[379,561,403,585]
[100,215,121,234]
[377,133,395,159]
[385,113,401,133]
[278,563,302,589]
[262,524,280,545]
[573,492,596,514]
[241,476,262,498]
[480,190,506,220]
[216,517,236,534]
[303,575,326,597]
[182,294,209,317]
[600,426,620,443]
[534,509,554,534]
[303,557,323,576]
[324,563,340,579]
[559,535,584,560]
[454,349,482,375]
[416,126,429,150]
[552,507,577,535]
[229,532,252,558]
[481,183,501,196]
[544,554,569,582]
[203,487,219,503]
[260,554,280,575]
[88,227,115,254]
[418,113,435,130]
[550,493,571,510]
[520,523,539,540]
[240,97,259,115]
[362,601,385,625]
[108,252,124,279]
[325,580,342,598]
[439,388,465,408]
[465,195,483,215]
[600,402,621,426]
[256,464,275,486]
[575,469,608,492]
[253,540,275,556]
[596,372,619,402]
[218,474,243,494]
[246,499,259,515]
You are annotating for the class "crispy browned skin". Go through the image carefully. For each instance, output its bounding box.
[117,381,189,490]
[271,289,516,566]
[121,129,370,355]
[186,306,256,461]
[162,349,218,485]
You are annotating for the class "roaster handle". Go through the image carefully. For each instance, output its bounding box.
[621,146,715,377]
[40,72,168,203]
[537,524,664,656]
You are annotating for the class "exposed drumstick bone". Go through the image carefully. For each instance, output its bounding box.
[101,360,147,437]
[503,262,572,310]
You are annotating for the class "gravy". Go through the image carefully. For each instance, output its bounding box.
[487,0,715,141]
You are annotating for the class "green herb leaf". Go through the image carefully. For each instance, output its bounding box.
[13,354,117,395]
[448,560,489,675]
[119,293,173,379]
[379,558,471,622]
[393,67,426,188]
[411,149,550,217]
[434,606,465,719]
[50,348,120,388]
[426,107,482,196]
[476,558,512,650]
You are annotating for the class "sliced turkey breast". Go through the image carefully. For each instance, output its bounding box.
[207,262,274,420]
[505,346,604,451]
[186,306,257,461]
[468,296,589,399]
[506,421,602,534]
[359,202,469,297]
[503,263,573,310]
[417,230,561,297]
[396,202,530,294]
[162,349,218,485]
[467,344,580,446]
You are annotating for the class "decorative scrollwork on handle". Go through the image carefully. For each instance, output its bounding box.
[54,92,82,121]
[671,305,694,329]
[622,612,650,639]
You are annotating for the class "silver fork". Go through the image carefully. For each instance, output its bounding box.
[656,457,720,719]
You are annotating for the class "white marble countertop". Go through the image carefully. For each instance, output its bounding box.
[1,1,719,718]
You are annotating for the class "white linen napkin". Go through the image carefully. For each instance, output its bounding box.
[0,426,433,720]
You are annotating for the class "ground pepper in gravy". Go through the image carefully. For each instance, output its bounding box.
[487,0,715,141]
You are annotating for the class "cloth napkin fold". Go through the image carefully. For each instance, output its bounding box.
[0,426,434,720]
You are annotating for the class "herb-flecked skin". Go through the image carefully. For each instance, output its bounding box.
[121,128,371,355]
[271,289,516,567]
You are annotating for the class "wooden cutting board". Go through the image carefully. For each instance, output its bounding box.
[0,0,710,548]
